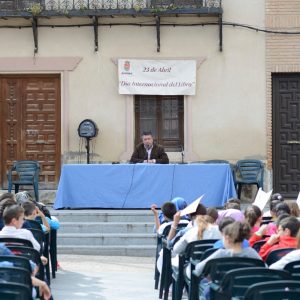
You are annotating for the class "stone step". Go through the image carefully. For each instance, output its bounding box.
[51,209,154,223]
[59,222,155,234]
[57,245,156,256]
[57,233,156,246]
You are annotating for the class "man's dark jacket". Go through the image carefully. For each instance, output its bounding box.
[130,143,169,164]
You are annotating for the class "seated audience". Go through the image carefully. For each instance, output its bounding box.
[22,201,50,232]
[0,242,51,299]
[216,206,245,225]
[0,198,17,230]
[285,200,300,219]
[172,214,222,256]
[270,229,300,269]
[244,204,262,233]
[0,204,41,252]
[194,221,261,277]
[158,197,188,224]
[206,207,219,225]
[249,216,300,261]
[213,217,250,249]
[167,203,207,243]
[266,202,291,235]
[263,193,284,217]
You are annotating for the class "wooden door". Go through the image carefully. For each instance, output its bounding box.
[272,73,300,198]
[0,75,61,189]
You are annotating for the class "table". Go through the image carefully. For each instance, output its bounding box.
[53,163,237,209]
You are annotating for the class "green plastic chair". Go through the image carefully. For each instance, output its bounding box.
[7,160,40,201]
[234,159,264,198]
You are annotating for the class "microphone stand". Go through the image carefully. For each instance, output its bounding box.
[181,145,184,164]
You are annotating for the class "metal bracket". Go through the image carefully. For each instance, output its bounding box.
[93,16,99,52]
[32,17,38,54]
[156,16,160,53]
[219,14,223,52]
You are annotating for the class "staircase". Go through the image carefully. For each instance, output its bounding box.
[50,209,157,256]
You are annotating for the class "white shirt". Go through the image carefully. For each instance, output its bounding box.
[269,249,300,270]
[0,226,41,252]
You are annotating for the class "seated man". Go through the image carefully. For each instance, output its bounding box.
[130,131,169,164]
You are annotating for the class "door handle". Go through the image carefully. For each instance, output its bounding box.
[287,140,300,144]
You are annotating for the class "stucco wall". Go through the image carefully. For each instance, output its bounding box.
[0,0,266,163]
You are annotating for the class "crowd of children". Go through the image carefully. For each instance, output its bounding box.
[151,193,300,299]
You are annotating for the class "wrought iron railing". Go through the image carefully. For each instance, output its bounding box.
[0,0,221,12]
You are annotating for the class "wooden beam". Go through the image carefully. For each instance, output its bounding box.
[32,17,38,54]
[156,15,160,52]
[219,14,223,52]
[93,16,99,52]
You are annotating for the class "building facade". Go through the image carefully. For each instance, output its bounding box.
[0,0,298,198]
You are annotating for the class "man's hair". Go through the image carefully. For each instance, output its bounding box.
[279,216,300,237]
[142,131,153,137]
[3,205,24,225]
[161,202,177,220]
[22,201,36,217]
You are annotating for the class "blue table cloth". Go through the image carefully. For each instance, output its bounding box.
[53,163,237,209]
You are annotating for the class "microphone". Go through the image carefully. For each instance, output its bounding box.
[181,145,184,164]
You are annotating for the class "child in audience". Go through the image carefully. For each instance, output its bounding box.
[193,221,261,300]
[194,221,261,276]
[22,201,50,232]
[151,201,177,234]
[0,198,17,230]
[206,207,218,224]
[244,205,262,233]
[285,201,300,218]
[270,229,300,269]
[157,197,188,224]
[152,201,189,273]
[263,193,284,217]
[213,217,250,249]
[250,216,300,261]
[167,203,207,244]
[172,214,222,256]
[0,204,41,252]
[266,202,291,235]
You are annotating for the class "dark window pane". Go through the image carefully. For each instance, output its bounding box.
[134,95,184,151]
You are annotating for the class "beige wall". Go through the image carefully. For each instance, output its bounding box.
[0,0,266,164]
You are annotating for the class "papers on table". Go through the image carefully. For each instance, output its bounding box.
[180,195,204,216]
[253,188,273,211]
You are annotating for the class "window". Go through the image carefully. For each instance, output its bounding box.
[134,95,184,152]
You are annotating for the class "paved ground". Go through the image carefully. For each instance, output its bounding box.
[51,255,158,300]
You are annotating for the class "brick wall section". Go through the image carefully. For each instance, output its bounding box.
[266,0,300,169]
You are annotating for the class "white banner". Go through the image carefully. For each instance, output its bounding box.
[118,59,196,95]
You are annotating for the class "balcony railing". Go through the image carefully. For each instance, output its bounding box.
[0,0,221,12]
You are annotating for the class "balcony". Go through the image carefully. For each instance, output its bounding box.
[0,0,223,53]
[0,0,222,17]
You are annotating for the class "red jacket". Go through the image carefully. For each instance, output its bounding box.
[258,235,297,261]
